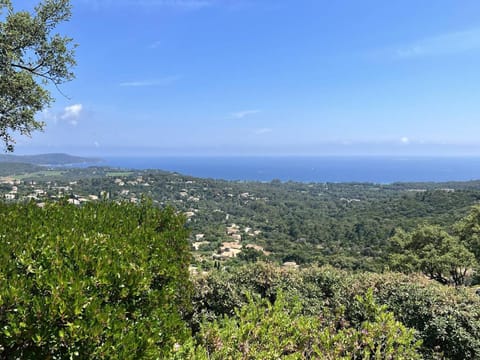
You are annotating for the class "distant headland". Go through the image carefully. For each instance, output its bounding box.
[0,153,102,166]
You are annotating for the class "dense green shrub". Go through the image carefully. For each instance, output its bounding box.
[0,200,192,358]
[191,263,480,359]
[177,290,421,359]
[349,272,480,360]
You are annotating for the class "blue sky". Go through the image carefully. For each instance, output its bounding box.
[14,0,480,156]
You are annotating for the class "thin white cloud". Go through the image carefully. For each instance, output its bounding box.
[231,109,261,119]
[60,104,83,126]
[387,28,480,59]
[400,137,410,144]
[253,128,272,135]
[119,75,182,87]
[149,41,162,49]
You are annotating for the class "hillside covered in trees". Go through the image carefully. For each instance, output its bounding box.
[2,164,480,275]
[1,200,479,359]
[1,165,480,358]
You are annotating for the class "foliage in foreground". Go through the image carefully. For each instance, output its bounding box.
[190,262,480,359]
[177,289,421,359]
[0,201,191,358]
[1,200,479,359]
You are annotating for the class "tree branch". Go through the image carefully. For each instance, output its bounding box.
[10,62,70,99]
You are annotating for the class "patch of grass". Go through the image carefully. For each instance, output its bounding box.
[15,170,65,179]
[106,171,134,177]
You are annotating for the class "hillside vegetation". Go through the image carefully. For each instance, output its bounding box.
[0,201,191,358]
[3,167,480,272]
[2,168,480,358]
[0,154,100,165]
[0,200,479,358]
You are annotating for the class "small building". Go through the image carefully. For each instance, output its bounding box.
[230,234,242,242]
[214,241,243,259]
[226,224,240,235]
[245,244,271,256]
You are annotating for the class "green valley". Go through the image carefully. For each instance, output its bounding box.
[1,163,480,358]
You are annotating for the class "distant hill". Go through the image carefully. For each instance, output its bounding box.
[0,153,101,166]
[0,163,43,176]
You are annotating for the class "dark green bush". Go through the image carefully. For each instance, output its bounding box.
[349,272,480,360]
[0,200,192,359]
[178,290,421,359]
[191,263,480,359]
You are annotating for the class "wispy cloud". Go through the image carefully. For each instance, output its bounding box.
[380,28,480,60]
[400,137,410,144]
[119,75,182,87]
[60,104,83,126]
[253,128,272,135]
[149,41,162,49]
[230,109,261,119]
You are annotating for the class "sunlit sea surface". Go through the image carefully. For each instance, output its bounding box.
[98,156,480,184]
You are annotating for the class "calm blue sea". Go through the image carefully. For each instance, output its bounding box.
[95,156,480,184]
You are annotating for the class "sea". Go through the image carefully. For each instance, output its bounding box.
[95,156,480,184]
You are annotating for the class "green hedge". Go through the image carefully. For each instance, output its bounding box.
[191,263,480,359]
[177,290,421,359]
[0,200,192,359]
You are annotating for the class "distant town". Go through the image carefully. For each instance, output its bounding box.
[1,159,479,272]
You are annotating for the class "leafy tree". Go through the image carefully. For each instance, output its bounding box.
[237,247,265,263]
[0,0,76,151]
[389,225,477,286]
[455,204,480,261]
